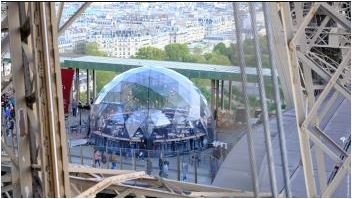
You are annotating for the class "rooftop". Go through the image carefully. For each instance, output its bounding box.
[60,55,272,81]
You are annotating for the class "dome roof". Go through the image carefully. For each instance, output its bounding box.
[91,66,210,138]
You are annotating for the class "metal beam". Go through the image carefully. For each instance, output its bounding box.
[8,2,33,197]
[315,147,327,192]
[249,3,277,197]
[305,129,341,163]
[280,2,318,196]
[220,80,224,109]
[216,80,219,113]
[57,2,64,29]
[31,2,71,196]
[87,69,90,103]
[302,65,315,110]
[294,2,304,28]
[290,3,320,46]
[282,1,351,197]
[210,79,216,143]
[69,170,265,198]
[1,173,12,183]
[233,2,259,197]
[312,127,349,157]
[75,68,80,101]
[1,184,13,194]
[116,188,132,198]
[296,52,330,81]
[306,16,331,50]
[70,177,185,198]
[302,49,351,128]
[263,3,292,196]
[58,2,91,36]
[1,139,19,168]
[76,171,147,198]
[334,83,351,101]
[320,3,351,30]
[70,182,81,196]
[322,156,351,197]
[269,3,294,107]
[92,69,96,98]
[228,80,232,110]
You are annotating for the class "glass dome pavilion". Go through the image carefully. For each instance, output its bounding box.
[89,66,212,152]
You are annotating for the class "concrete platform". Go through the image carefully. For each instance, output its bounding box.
[213,98,350,197]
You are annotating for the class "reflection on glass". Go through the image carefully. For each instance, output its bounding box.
[90,66,212,152]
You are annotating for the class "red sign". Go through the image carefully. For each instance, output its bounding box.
[61,68,75,114]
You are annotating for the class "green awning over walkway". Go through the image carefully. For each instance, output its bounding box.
[61,55,271,81]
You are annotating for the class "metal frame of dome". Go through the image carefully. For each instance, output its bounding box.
[89,66,212,152]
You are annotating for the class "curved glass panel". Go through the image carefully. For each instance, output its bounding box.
[90,66,211,149]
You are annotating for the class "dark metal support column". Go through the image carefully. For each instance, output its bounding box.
[194,152,198,184]
[86,69,90,104]
[210,80,216,142]
[75,68,80,101]
[177,152,180,181]
[221,80,224,110]
[92,69,96,99]
[211,80,215,115]
[228,80,232,110]
[216,80,219,113]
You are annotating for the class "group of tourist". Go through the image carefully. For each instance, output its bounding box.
[1,93,15,137]
[93,149,111,168]
[92,148,192,181]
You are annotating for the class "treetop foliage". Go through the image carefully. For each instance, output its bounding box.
[134,35,270,68]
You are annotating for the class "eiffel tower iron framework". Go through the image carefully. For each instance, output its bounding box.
[1,2,350,198]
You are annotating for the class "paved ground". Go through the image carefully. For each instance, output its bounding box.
[213,97,350,197]
[5,97,349,196]
[69,145,215,185]
[66,109,246,186]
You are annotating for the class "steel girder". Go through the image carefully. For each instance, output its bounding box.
[2,2,70,197]
[276,2,351,197]
[68,164,271,198]
[2,2,93,196]
[57,2,91,36]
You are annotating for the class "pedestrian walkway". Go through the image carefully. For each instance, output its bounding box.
[68,145,216,185]
[213,98,350,197]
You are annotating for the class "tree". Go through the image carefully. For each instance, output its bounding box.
[248,95,259,111]
[225,43,239,66]
[164,43,190,62]
[83,42,116,94]
[213,42,227,55]
[204,52,231,65]
[192,47,203,55]
[135,46,167,60]
[84,42,107,56]
[96,71,118,94]
[191,78,211,102]
[185,54,207,63]
[215,36,270,68]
